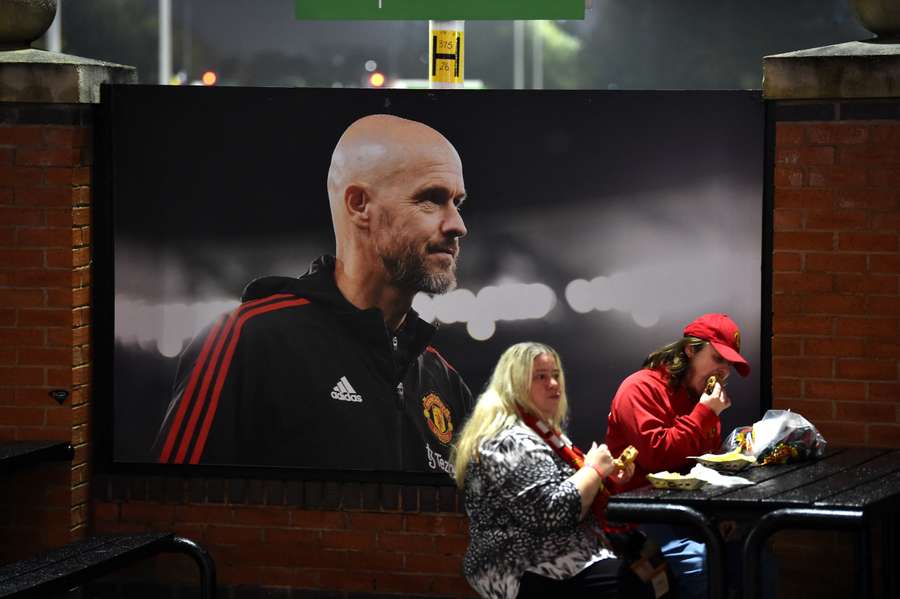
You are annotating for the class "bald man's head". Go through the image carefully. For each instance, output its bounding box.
[327,114,460,214]
[325,114,467,295]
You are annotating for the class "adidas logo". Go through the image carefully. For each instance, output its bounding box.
[331,376,363,403]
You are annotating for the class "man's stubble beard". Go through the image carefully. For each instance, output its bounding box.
[379,239,458,295]
[374,209,459,295]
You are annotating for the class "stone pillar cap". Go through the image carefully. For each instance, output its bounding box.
[763,39,900,100]
[0,48,137,103]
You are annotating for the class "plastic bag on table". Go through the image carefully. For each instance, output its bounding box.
[720,409,827,465]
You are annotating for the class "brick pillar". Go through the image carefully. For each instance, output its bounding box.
[765,43,900,447]
[0,42,135,562]
[764,33,900,599]
[772,117,900,445]
[0,113,89,559]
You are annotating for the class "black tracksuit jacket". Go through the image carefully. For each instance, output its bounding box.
[154,255,473,474]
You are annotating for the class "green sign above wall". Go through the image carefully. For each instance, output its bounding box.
[294,0,585,20]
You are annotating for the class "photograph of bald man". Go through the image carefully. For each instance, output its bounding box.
[153,114,474,473]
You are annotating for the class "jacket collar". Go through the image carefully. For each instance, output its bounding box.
[242,255,437,377]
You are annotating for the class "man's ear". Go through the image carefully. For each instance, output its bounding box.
[345,184,371,228]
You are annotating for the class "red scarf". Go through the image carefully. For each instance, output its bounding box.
[518,409,613,528]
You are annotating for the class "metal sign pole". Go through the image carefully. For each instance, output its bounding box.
[513,19,525,89]
[159,0,172,85]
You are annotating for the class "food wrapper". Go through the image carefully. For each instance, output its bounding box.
[647,471,706,490]
[721,409,826,465]
[690,449,756,472]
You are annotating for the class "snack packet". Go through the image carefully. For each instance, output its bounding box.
[721,409,826,465]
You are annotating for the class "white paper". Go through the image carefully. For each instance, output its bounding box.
[688,463,754,487]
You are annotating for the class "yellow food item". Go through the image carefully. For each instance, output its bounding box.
[704,375,718,395]
[614,445,638,469]
[651,471,682,479]
[700,450,750,463]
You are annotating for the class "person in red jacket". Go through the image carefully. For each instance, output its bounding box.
[605,312,750,599]
[606,313,749,491]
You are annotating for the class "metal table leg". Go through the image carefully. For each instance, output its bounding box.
[883,514,898,599]
[742,508,865,599]
[166,536,218,599]
[856,524,871,599]
[606,502,725,599]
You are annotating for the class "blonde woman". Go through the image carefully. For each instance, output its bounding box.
[453,342,635,599]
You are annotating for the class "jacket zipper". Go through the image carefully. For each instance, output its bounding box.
[393,336,404,408]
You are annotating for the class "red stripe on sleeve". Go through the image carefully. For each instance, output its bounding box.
[426,345,457,373]
[158,314,225,463]
[189,297,311,464]
[171,294,294,464]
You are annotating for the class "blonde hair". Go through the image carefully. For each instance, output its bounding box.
[452,342,569,487]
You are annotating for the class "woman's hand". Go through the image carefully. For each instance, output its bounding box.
[609,460,635,485]
[571,442,615,518]
[584,442,616,478]
[699,382,731,416]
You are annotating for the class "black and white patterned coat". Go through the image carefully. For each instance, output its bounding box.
[462,423,616,599]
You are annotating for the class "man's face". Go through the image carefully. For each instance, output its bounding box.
[684,343,734,397]
[372,148,467,294]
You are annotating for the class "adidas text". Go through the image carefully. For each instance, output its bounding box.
[331,376,363,403]
[331,389,363,402]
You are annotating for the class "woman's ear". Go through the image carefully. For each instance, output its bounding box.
[684,344,696,359]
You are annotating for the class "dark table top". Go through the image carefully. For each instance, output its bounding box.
[0,441,74,472]
[609,447,900,520]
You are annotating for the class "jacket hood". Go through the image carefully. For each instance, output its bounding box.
[241,255,350,308]
[241,255,437,347]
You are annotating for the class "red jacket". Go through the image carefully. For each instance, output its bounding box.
[606,367,720,492]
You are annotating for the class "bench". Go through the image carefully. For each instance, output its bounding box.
[0,441,74,472]
[0,532,216,599]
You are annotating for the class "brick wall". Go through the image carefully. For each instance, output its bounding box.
[92,475,475,598]
[772,107,900,444]
[5,95,898,597]
[0,104,473,599]
[0,107,93,562]
[770,101,900,598]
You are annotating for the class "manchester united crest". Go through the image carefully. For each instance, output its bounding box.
[422,393,453,444]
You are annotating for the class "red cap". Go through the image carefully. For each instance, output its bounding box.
[683,313,750,377]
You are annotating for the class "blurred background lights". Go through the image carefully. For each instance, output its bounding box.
[118,270,683,356]
[590,276,614,311]
[434,288,476,324]
[606,272,631,311]
[563,269,676,329]
[467,319,496,341]
[564,279,594,314]
[117,297,239,357]
[201,70,217,85]
[631,307,661,328]
[510,283,556,320]
[412,292,435,323]
[157,302,190,357]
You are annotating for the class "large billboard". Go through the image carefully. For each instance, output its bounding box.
[97,86,766,479]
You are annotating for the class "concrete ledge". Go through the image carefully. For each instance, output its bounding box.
[0,48,136,104]
[764,39,900,100]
